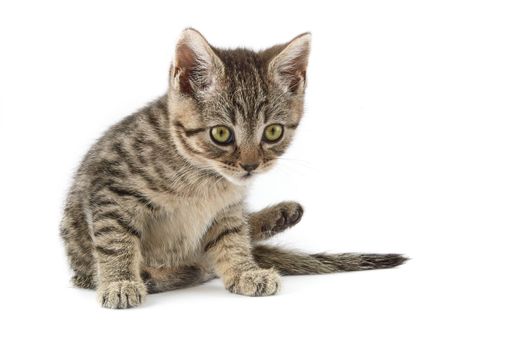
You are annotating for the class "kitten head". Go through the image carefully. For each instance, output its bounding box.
[167,28,311,185]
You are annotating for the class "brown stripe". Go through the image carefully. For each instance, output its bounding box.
[204,226,242,252]
[93,225,121,236]
[106,185,158,211]
[95,245,123,256]
[174,121,206,137]
[93,211,142,238]
[111,142,172,193]
[255,100,268,119]
[176,129,206,156]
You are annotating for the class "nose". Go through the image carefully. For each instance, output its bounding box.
[240,162,260,172]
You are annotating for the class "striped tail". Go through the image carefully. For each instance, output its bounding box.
[252,244,407,275]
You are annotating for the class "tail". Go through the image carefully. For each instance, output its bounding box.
[252,244,407,275]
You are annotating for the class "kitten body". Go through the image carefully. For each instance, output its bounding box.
[61,29,406,308]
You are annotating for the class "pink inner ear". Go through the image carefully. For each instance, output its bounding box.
[176,43,196,69]
[175,43,209,95]
[174,43,195,95]
[280,68,306,94]
[275,47,309,94]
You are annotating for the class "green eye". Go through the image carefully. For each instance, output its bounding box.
[210,126,234,145]
[263,124,284,142]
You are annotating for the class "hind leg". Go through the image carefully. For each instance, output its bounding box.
[140,265,215,294]
[61,195,97,290]
[247,201,304,242]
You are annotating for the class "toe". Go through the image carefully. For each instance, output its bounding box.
[98,281,146,309]
[288,204,304,225]
[276,210,287,228]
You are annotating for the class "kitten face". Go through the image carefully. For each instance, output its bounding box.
[168,29,311,185]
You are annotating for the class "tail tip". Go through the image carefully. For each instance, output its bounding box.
[360,253,409,270]
[393,254,409,267]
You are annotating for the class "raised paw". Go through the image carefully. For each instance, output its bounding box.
[250,201,304,241]
[272,201,304,232]
[226,269,281,297]
[97,280,147,309]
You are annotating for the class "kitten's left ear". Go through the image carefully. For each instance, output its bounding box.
[268,33,311,94]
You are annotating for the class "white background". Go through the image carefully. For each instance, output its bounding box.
[1,1,524,349]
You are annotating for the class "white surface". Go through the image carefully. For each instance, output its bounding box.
[1,1,524,349]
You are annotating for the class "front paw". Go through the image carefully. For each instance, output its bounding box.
[263,201,304,234]
[226,269,281,297]
[97,280,147,309]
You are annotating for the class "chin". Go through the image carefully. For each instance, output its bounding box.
[219,171,256,186]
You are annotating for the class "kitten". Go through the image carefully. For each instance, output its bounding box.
[60,28,406,309]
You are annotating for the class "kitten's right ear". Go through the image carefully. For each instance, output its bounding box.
[170,28,223,97]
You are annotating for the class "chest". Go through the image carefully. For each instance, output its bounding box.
[140,186,245,267]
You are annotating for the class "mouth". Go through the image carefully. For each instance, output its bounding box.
[235,172,255,183]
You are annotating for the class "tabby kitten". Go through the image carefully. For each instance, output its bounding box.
[60,29,406,309]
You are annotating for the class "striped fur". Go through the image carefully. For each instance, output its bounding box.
[60,29,406,309]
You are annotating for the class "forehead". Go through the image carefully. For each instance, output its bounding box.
[199,48,294,129]
[203,49,278,126]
